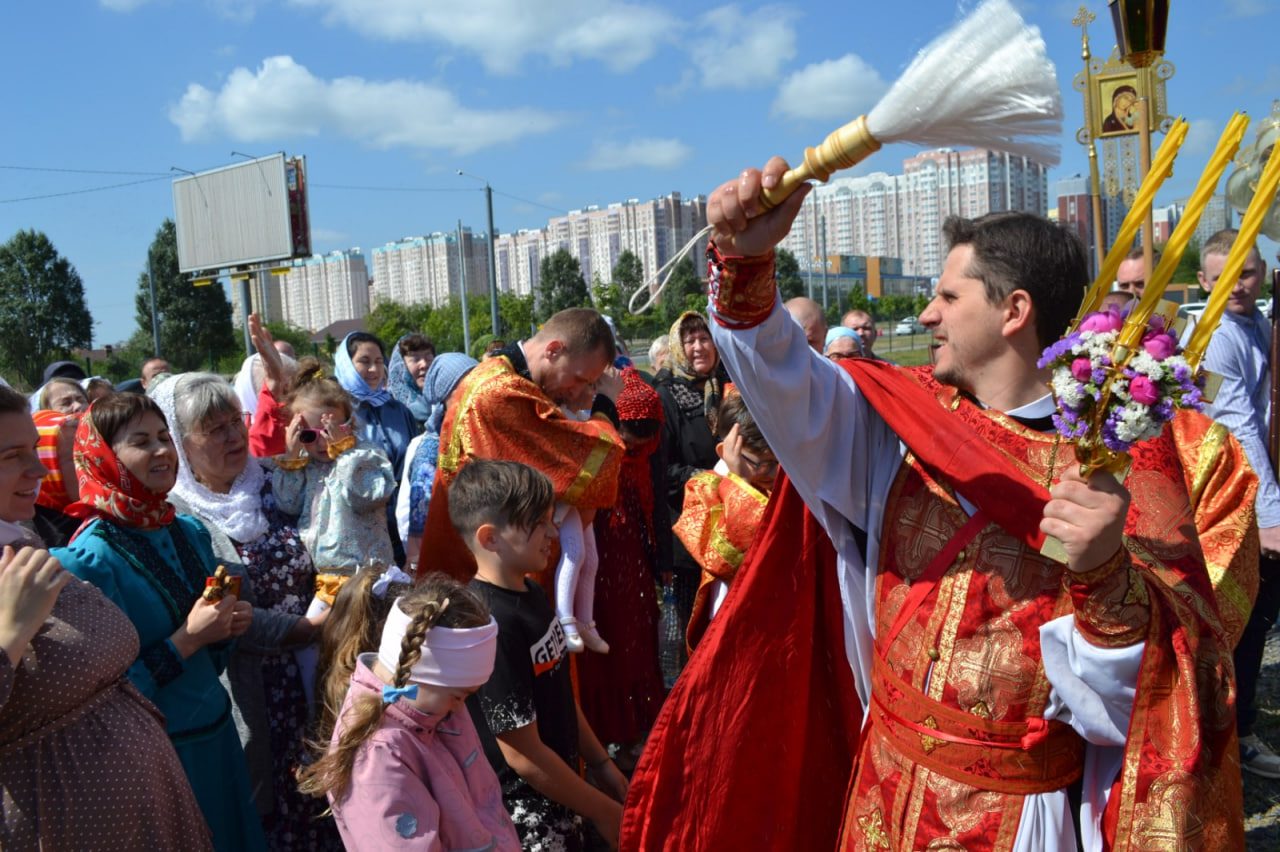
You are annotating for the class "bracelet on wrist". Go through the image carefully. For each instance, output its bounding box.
[275,454,309,470]
[327,435,357,460]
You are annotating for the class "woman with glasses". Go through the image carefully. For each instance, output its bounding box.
[151,373,340,851]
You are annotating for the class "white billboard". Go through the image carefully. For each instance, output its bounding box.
[173,154,305,274]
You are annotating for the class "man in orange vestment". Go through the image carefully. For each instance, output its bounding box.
[420,308,624,581]
[621,161,1257,852]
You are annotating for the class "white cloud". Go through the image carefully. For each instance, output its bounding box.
[99,0,154,9]
[690,4,797,90]
[771,54,889,122]
[169,56,562,154]
[288,0,678,74]
[581,138,692,171]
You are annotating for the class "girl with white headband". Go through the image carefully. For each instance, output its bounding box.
[298,571,519,852]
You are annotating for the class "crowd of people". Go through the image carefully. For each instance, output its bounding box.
[1,155,1277,852]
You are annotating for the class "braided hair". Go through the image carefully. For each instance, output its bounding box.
[298,572,489,800]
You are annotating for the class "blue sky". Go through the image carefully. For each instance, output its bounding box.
[2,0,1279,345]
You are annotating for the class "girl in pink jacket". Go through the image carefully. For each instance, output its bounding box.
[298,573,519,851]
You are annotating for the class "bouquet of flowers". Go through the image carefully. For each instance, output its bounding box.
[1038,306,1205,458]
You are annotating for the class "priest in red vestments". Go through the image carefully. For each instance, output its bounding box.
[621,160,1257,852]
[420,308,625,581]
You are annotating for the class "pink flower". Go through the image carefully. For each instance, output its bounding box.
[1071,357,1094,383]
[1080,308,1123,333]
[1142,332,1176,361]
[1129,375,1159,405]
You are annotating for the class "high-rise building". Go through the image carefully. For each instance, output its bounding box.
[779,148,1049,278]
[542,192,708,287]
[1056,174,1095,276]
[369,229,491,309]
[1187,193,1232,248]
[278,249,370,331]
[228,268,284,329]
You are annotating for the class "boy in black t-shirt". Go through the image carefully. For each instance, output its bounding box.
[451,459,628,851]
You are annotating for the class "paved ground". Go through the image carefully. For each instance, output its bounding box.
[1245,629,1280,849]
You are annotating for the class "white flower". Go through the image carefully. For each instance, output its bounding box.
[1115,401,1157,443]
[1052,369,1085,409]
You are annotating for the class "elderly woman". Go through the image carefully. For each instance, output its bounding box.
[386,332,436,428]
[53,393,264,851]
[653,311,727,631]
[152,373,339,851]
[36,377,90,415]
[0,386,211,850]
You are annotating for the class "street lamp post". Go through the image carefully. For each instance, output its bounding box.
[457,170,501,338]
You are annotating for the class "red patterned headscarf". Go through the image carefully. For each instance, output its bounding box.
[33,410,77,511]
[65,408,175,530]
[613,368,664,541]
[616,367,664,423]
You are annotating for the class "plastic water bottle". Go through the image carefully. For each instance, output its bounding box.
[658,584,683,689]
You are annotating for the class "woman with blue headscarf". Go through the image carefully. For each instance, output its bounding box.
[335,332,419,563]
[394,353,478,572]
[386,333,436,429]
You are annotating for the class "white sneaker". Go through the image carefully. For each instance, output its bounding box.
[1239,733,1280,779]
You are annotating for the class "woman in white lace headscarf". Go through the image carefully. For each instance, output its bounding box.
[150,373,341,851]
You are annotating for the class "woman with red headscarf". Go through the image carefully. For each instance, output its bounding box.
[53,393,267,851]
[576,368,670,767]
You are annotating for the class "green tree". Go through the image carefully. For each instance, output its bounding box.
[131,220,237,370]
[366,299,433,347]
[264,320,314,356]
[658,257,705,330]
[0,229,94,388]
[499,292,536,338]
[424,295,495,354]
[535,249,590,323]
[776,247,805,302]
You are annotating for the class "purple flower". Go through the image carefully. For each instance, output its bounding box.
[1071,357,1093,383]
[1142,332,1177,361]
[1038,333,1082,369]
[1080,308,1123,333]
[1130,375,1159,405]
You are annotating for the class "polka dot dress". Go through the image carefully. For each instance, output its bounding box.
[0,579,212,850]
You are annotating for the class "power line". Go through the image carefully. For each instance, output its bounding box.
[491,188,568,215]
[0,176,171,204]
[0,165,570,215]
[0,165,170,176]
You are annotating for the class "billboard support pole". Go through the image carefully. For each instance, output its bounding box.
[242,274,253,356]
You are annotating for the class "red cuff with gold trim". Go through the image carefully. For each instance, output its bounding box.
[1067,549,1150,648]
[707,241,777,330]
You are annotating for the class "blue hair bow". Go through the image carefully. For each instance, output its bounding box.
[382,684,420,704]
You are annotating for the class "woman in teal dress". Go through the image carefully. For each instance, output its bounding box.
[54,393,267,852]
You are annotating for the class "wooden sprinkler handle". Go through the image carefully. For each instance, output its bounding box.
[760,115,883,210]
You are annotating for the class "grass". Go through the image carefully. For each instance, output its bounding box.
[877,331,934,367]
